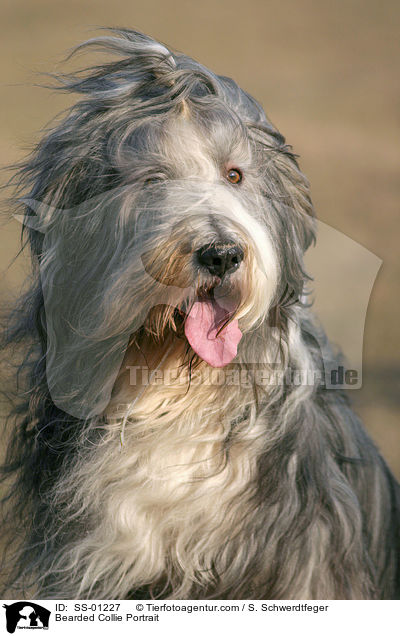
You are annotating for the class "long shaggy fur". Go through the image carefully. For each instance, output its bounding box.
[1,28,399,599]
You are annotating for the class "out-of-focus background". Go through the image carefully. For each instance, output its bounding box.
[0,0,399,475]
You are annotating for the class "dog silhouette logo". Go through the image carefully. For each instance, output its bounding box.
[3,603,50,633]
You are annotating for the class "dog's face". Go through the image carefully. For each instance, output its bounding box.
[21,30,315,417]
[126,112,280,367]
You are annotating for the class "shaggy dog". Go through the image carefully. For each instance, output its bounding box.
[1,29,399,599]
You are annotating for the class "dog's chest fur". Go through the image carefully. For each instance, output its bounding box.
[93,379,265,597]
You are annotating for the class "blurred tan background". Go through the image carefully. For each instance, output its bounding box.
[0,0,399,475]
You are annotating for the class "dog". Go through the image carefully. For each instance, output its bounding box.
[1,28,399,600]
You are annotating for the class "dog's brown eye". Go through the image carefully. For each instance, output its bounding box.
[226,168,242,184]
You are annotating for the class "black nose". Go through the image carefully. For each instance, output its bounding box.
[197,243,244,277]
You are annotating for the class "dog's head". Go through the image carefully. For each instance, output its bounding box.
[19,29,315,417]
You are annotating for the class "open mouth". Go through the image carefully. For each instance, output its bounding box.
[182,287,242,368]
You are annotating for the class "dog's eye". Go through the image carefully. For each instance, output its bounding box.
[226,168,243,184]
[144,176,165,188]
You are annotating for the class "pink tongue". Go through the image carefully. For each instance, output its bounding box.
[184,300,242,367]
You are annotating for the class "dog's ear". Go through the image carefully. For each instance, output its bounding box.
[8,30,190,420]
[247,124,316,319]
[270,147,316,251]
[273,150,316,310]
[249,124,315,237]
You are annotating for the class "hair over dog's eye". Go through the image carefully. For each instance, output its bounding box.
[226,168,243,184]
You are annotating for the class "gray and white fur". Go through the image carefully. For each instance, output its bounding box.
[1,28,399,599]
